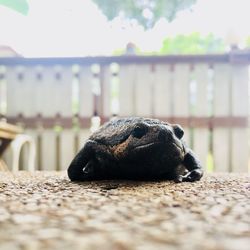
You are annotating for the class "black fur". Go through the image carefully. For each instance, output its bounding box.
[68,117,203,182]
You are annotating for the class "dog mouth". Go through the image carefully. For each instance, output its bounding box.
[133,140,184,156]
[172,141,183,152]
[134,142,160,150]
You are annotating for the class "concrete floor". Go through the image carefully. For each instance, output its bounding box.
[0,171,249,250]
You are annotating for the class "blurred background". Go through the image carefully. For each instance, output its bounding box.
[1,0,250,56]
[0,0,249,173]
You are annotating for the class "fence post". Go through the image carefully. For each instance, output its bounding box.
[153,64,172,119]
[5,65,40,170]
[100,65,112,120]
[213,64,231,172]
[78,66,93,151]
[119,64,136,116]
[230,60,249,172]
[192,64,210,169]
[172,64,191,145]
[134,64,154,117]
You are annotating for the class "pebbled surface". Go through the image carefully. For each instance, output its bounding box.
[0,171,249,250]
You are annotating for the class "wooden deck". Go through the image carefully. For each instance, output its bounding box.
[0,171,249,250]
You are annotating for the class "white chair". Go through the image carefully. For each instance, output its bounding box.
[10,134,36,171]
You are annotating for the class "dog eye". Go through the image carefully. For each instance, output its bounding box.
[132,126,147,139]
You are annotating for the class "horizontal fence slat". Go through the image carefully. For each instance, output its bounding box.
[6,116,248,129]
[1,52,249,66]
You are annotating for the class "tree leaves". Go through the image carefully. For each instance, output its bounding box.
[92,0,196,29]
[0,0,29,15]
[161,33,225,54]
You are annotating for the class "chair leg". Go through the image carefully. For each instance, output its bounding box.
[0,159,9,171]
[11,135,36,171]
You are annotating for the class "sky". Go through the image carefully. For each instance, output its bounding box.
[0,0,250,57]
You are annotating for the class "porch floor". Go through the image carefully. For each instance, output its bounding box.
[0,171,249,250]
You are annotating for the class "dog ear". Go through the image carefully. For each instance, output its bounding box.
[172,124,184,139]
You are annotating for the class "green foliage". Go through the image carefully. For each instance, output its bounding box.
[0,0,29,15]
[160,33,225,54]
[92,0,196,28]
[113,33,225,55]
[206,152,214,172]
[246,37,250,47]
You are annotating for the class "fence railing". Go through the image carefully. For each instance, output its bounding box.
[0,51,249,172]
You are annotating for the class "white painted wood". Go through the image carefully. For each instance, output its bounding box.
[60,130,75,170]
[5,66,15,116]
[38,66,73,116]
[182,126,190,147]
[101,65,112,118]
[231,129,248,172]
[193,129,209,167]
[213,64,231,172]
[40,129,57,170]
[5,66,22,116]
[34,66,53,116]
[0,66,6,115]
[119,64,136,116]
[24,129,39,170]
[6,66,38,116]
[3,60,248,174]
[27,66,73,171]
[79,66,93,117]
[172,64,190,145]
[231,64,249,172]
[77,129,91,151]
[172,64,190,116]
[4,119,39,171]
[213,128,230,172]
[56,65,73,117]
[153,64,172,117]
[134,64,154,117]
[192,64,209,169]
[231,65,249,117]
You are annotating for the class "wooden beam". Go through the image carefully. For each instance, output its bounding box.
[5,115,248,129]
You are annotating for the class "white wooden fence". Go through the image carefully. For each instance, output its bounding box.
[0,52,249,172]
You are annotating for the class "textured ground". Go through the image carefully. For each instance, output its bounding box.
[0,172,249,250]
